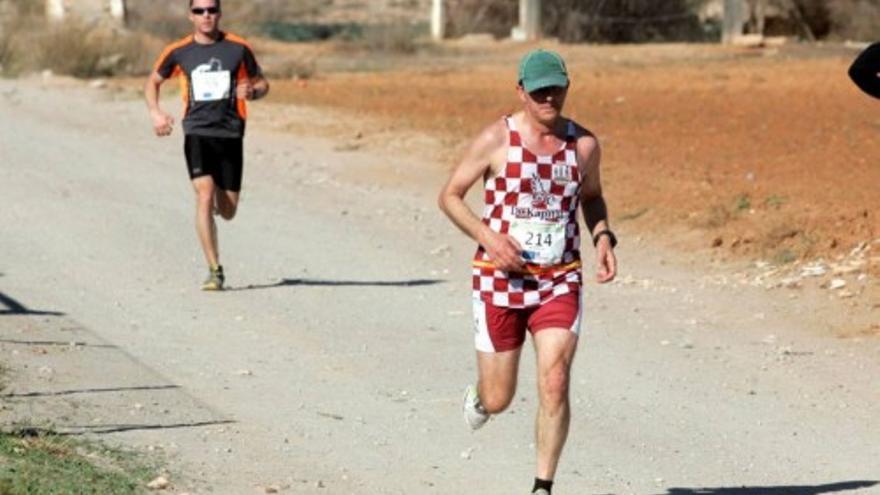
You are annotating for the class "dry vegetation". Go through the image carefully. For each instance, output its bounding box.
[0,0,163,77]
[32,21,156,78]
[828,0,880,40]
[3,0,878,78]
[443,0,879,42]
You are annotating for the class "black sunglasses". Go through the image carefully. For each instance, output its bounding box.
[528,86,567,101]
[191,6,220,15]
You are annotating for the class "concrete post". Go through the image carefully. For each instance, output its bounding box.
[431,0,445,41]
[45,0,65,23]
[109,0,127,25]
[511,0,541,41]
[722,0,747,44]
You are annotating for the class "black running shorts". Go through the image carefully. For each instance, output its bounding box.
[184,134,244,192]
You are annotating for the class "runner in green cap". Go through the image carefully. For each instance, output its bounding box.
[439,48,617,495]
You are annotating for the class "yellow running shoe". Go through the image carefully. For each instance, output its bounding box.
[201,265,225,291]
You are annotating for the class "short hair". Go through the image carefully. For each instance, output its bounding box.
[189,0,221,9]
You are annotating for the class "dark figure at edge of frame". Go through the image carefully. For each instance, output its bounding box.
[849,42,880,99]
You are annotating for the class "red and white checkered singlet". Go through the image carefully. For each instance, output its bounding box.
[472,116,583,308]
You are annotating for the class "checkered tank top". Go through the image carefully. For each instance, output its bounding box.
[472,116,583,308]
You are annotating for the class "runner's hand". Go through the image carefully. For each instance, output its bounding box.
[595,237,617,283]
[237,79,254,100]
[480,229,525,272]
[150,110,174,137]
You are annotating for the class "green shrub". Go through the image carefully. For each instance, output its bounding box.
[363,22,425,53]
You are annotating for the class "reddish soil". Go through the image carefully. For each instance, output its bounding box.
[266,42,879,275]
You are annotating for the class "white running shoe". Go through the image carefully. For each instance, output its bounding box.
[532,490,551,495]
[462,384,490,430]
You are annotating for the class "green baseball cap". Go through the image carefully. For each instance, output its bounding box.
[518,49,569,92]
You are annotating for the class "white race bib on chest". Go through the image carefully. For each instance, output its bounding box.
[510,220,566,266]
[192,70,231,102]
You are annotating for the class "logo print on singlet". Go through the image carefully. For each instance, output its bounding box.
[196,57,224,73]
[530,173,553,209]
[511,173,564,221]
[552,164,572,185]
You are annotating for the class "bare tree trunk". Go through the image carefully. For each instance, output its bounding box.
[785,0,816,41]
[746,0,766,35]
[754,0,766,35]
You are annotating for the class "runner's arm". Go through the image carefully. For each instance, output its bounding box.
[438,121,525,272]
[144,71,174,137]
[238,74,270,101]
[239,46,270,100]
[849,42,880,99]
[251,74,269,100]
[578,136,616,283]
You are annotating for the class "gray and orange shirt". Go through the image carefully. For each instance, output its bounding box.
[153,32,262,138]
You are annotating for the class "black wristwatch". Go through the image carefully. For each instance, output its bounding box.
[592,229,618,248]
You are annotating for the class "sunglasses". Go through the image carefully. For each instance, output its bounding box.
[191,6,220,15]
[528,85,567,101]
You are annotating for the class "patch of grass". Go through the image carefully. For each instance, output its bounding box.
[772,248,798,265]
[765,194,787,209]
[342,22,428,54]
[0,429,155,494]
[266,57,318,80]
[259,21,361,42]
[734,193,752,212]
[618,207,650,222]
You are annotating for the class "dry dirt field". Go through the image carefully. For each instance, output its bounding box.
[252,40,880,322]
[4,39,880,494]
[267,42,878,262]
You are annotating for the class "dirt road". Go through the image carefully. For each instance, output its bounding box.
[1,78,878,494]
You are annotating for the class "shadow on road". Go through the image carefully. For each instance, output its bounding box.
[229,277,444,291]
[0,338,117,348]
[656,481,878,495]
[2,384,180,398]
[10,420,236,436]
[61,420,238,435]
[0,291,64,316]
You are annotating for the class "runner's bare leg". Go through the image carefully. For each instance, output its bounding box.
[533,328,578,480]
[193,176,219,267]
[476,348,522,413]
[214,188,239,220]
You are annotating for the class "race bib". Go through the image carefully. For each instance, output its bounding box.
[191,70,231,102]
[510,220,566,266]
